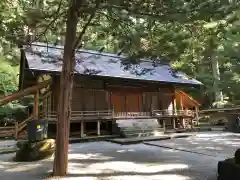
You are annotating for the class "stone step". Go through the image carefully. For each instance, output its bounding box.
[121,129,164,138]
[116,118,163,138]
[124,132,156,138]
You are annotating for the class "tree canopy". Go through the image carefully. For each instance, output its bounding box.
[0,0,240,107]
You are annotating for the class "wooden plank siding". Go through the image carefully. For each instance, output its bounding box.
[72,88,84,111]
[143,92,152,112]
[109,87,143,113]
[50,76,175,115]
[51,76,59,112]
[95,90,108,110]
[110,92,125,112]
[126,94,142,112]
[71,89,109,111]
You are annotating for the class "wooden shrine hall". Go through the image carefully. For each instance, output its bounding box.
[16,42,202,138]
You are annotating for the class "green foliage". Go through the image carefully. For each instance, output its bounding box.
[0,0,23,121]
[0,60,23,122]
[0,60,18,94]
[1,0,240,109]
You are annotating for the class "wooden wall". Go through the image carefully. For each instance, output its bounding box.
[52,76,109,111]
[72,88,108,111]
[143,88,174,111]
[109,87,143,112]
[21,70,38,89]
[51,75,175,112]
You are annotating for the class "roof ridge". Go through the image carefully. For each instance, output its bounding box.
[26,42,125,59]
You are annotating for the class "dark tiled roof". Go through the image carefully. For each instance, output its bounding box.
[23,42,202,86]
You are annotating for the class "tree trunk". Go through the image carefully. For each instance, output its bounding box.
[53,0,80,176]
[209,37,223,106]
[211,53,223,103]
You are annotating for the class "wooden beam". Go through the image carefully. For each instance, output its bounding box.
[34,90,39,119]
[0,79,52,106]
[180,95,184,110]
[177,90,201,107]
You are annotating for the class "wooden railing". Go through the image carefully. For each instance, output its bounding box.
[152,109,195,117]
[16,114,33,133]
[0,79,52,139]
[0,114,33,139]
[41,109,195,121]
[0,126,15,138]
[42,110,153,121]
[42,110,113,121]
[114,112,152,119]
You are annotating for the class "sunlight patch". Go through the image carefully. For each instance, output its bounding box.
[67,161,189,175]
[5,164,42,172]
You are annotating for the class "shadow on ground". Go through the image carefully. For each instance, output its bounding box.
[0,141,219,180]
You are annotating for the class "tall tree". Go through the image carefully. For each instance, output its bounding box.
[53,0,100,175]
[53,0,80,175]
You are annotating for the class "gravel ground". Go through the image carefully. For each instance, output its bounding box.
[1,131,238,180]
[145,132,240,159]
[0,140,16,150]
[0,139,221,180]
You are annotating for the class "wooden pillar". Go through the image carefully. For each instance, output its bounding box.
[195,106,199,126]
[93,91,96,111]
[172,118,176,129]
[46,93,52,118]
[180,95,185,128]
[142,92,145,112]
[162,119,166,132]
[18,49,25,90]
[33,90,39,119]
[80,120,84,137]
[111,105,115,119]
[106,90,110,110]
[43,94,47,118]
[97,120,101,136]
[46,96,49,118]
[49,92,52,114]
[150,92,153,112]
[172,93,176,129]
[173,96,177,113]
